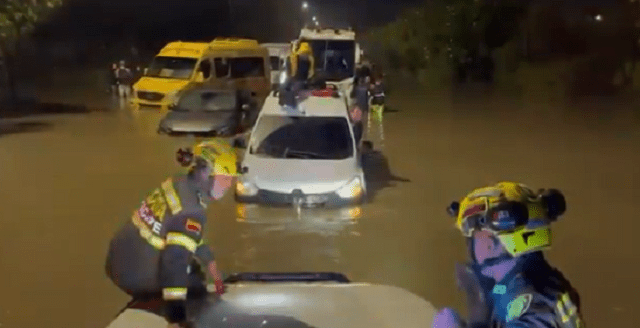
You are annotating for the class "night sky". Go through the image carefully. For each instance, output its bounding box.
[35,0,425,43]
[33,0,620,45]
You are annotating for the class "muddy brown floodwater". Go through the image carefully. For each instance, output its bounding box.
[0,86,638,327]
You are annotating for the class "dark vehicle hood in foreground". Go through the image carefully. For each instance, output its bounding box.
[106,282,436,328]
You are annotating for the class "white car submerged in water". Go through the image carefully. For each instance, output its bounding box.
[106,272,437,328]
[234,87,366,208]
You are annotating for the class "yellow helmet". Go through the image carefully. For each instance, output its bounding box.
[297,42,312,55]
[447,182,566,257]
[176,139,238,177]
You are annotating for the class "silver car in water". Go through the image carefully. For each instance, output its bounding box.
[158,87,257,136]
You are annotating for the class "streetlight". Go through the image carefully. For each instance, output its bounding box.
[302,1,308,10]
[595,14,602,21]
[312,16,317,21]
[315,21,320,26]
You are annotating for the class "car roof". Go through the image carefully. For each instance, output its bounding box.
[260,92,349,118]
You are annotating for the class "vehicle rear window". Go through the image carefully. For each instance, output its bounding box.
[270,56,280,70]
[176,90,236,111]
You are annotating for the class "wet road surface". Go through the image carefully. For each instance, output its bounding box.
[0,88,639,327]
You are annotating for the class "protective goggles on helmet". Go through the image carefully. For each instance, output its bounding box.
[448,184,566,238]
[448,199,530,238]
[176,139,239,177]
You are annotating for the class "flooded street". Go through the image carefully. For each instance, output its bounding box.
[1,87,639,327]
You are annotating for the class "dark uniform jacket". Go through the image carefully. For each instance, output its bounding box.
[371,82,385,106]
[115,67,134,86]
[105,175,214,301]
[351,82,370,113]
[477,254,585,328]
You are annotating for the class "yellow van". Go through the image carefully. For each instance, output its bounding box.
[132,38,271,111]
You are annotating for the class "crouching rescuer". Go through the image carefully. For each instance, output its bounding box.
[105,139,238,326]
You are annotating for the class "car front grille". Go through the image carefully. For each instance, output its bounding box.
[257,190,330,207]
[137,91,164,101]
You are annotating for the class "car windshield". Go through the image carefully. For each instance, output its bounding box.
[175,90,236,112]
[146,56,197,79]
[250,115,353,160]
[307,40,355,82]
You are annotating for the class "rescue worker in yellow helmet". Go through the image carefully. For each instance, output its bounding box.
[289,41,315,81]
[279,41,317,107]
[433,182,584,328]
[105,139,238,328]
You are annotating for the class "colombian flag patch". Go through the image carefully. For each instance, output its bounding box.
[186,219,202,234]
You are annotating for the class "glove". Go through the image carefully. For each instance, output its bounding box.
[455,263,493,325]
[214,278,226,295]
[432,308,465,328]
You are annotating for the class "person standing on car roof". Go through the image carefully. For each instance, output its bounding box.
[290,41,315,82]
[105,139,238,328]
[433,182,585,328]
[279,42,317,107]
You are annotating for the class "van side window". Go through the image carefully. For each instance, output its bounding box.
[229,57,265,78]
[214,58,229,78]
[199,59,212,79]
[270,56,280,70]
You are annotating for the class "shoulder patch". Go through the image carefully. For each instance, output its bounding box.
[506,293,533,322]
[185,219,202,234]
[161,178,183,215]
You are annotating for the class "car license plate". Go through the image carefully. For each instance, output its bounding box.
[305,195,327,204]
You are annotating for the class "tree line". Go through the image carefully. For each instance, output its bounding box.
[363,0,640,91]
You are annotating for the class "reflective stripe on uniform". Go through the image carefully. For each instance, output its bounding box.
[132,212,165,250]
[162,287,187,300]
[166,232,197,252]
[161,178,183,215]
[556,293,579,324]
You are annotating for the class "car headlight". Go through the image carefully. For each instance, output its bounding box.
[336,177,364,199]
[236,180,258,196]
